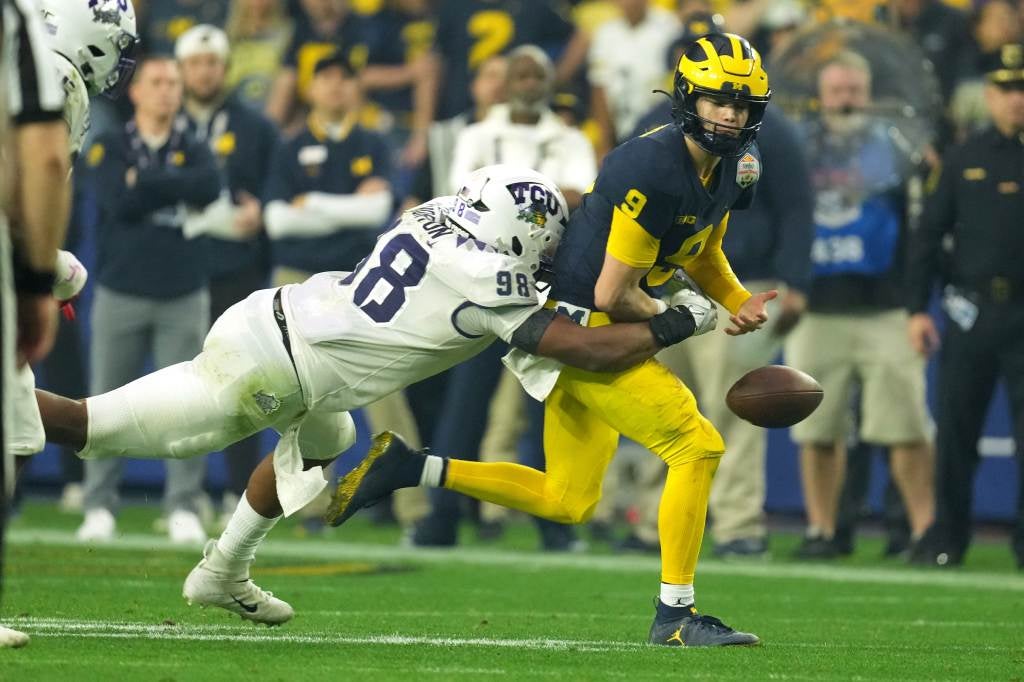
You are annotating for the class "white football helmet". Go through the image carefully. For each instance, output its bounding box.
[39,0,139,97]
[447,164,569,278]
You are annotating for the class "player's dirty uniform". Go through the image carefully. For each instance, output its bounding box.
[80,198,547,515]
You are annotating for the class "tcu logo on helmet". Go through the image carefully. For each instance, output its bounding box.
[506,182,568,229]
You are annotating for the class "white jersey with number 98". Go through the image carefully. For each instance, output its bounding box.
[283,197,543,413]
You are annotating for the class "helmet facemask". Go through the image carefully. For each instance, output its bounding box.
[672,80,769,158]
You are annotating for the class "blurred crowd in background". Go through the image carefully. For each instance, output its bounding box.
[20,0,1024,569]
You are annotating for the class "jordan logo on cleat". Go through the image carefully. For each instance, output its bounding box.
[667,626,685,646]
[232,596,259,613]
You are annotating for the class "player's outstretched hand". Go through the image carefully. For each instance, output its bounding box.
[726,290,777,336]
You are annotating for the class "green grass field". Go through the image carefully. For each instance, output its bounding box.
[1,500,1022,681]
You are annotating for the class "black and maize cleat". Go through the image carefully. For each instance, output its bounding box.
[324,431,425,527]
[648,600,760,647]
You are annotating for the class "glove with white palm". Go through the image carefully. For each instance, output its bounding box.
[666,285,718,336]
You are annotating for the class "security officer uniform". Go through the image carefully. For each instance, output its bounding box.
[907,44,1024,567]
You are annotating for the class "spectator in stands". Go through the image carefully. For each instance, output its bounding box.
[889,0,970,104]
[77,56,221,544]
[358,0,438,170]
[263,52,392,284]
[950,0,1022,139]
[405,54,507,205]
[177,25,280,527]
[139,0,230,56]
[433,0,574,120]
[224,0,295,108]
[587,0,680,158]
[449,45,596,207]
[265,0,369,130]
[785,51,934,558]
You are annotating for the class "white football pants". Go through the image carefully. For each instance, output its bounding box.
[80,288,356,515]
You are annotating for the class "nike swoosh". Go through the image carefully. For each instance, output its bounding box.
[232,596,259,613]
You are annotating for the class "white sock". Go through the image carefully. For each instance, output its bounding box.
[420,455,445,487]
[215,492,280,569]
[660,583,695,608]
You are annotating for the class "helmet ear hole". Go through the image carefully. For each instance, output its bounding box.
[88,45,105,57]
[511,236,523,256]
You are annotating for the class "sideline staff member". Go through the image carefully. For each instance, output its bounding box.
[907,43,1024,568]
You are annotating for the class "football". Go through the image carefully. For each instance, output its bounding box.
[726,365,824,428]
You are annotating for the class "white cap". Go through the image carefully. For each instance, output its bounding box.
[175,24,230,61]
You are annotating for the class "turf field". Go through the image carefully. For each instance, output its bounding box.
[1,500,1022,681]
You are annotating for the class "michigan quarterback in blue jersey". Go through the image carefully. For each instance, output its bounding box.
[330,33,776,647]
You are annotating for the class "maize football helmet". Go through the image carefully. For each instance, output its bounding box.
[671,33,770,157]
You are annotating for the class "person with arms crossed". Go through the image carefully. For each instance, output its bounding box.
[76,55,222,544]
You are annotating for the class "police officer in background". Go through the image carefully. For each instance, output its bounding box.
[176,24,280,525]
[907,43,1024,569]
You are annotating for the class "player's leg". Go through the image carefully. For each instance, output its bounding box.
[184,409,356,625]
[553,361,758,646]
[444,381,619,524]
[324,380,620,529]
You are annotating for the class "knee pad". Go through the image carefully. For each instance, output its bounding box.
[659,414,726,469]
[294,410,356,463]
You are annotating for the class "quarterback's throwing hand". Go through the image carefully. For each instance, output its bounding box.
[726,290,777,336]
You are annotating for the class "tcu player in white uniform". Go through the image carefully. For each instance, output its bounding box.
[37,165,715,625]
[8,0,137,462]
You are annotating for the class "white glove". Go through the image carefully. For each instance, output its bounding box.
[52,250,87,302]
[666,286,717,336]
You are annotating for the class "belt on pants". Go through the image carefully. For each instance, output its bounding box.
[272,287,299,374]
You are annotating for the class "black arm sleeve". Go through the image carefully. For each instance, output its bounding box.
[509,308,557,354]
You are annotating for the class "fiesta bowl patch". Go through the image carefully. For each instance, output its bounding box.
[736,153,760,188]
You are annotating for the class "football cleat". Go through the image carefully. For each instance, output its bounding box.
[183,540,294,626]
[648,600,760,647]
[324,431,425,528]
[0,625,29,648]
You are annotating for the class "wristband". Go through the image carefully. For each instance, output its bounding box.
[648,306,697,347]
[13,250,56,295]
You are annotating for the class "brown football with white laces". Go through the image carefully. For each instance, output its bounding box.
[726,365,823,428]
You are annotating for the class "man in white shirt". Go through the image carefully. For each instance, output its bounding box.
[450,45,596,209]
[588,0,681,155]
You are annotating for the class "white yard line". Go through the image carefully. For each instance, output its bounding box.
[9,617,1020,655]
[9,528,1024,592]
